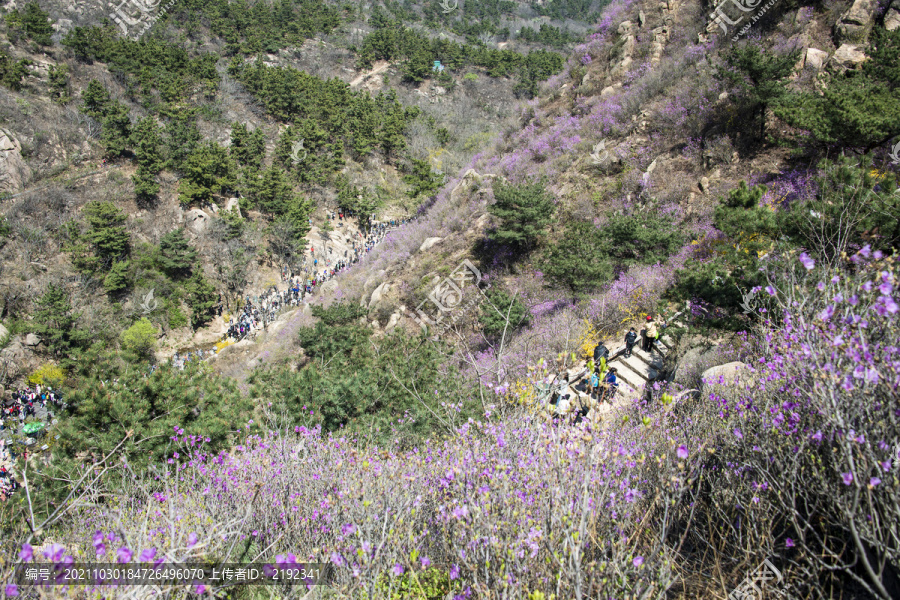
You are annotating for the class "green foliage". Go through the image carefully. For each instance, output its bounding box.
[48,64,70,103]
[47,361,254,496]
[285,303,474,443]
[403,158,445,199]
[356,18,564,94]
[185,270,218,329]
[602,211,684,268]
[31,283,89,369]
[164,111,201,172]
[219,207,245,240]
[120,317,157,360]
[715,44,801,139]
[131,116,165,173]
[0,51,29,91]
[231,60,419,163]
[63,27,220,108]
[517,23,577,47]
[102,259,131,294]
[487,180,555,252]
[80,79,111,119]
[5,2,53,46]
[230,122,266,171]
[0,214,10,239]
[178,141,238,206]
[82,201,130,265]
[373,567,459,600]
[157,228,198,279]
[777,156,900,256]
[100,100,132,159]
[132,166,160,205]
[479,287,530,338]
[541,220,613,301]
[775,27,900,148]
[336,176,381,229]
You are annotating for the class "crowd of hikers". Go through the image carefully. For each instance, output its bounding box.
[220,216,414,346]
[545,316,665,423]
[0,385,65,501]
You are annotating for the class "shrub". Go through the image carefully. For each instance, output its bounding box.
[120,317,157,360]
[479,287,531,338]
[25,363,66,388]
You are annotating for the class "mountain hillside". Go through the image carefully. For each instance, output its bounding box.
[0,0,898,597]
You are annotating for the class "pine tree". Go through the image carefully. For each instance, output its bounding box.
[157,228,197,279]
[541,220,613,303]
[715,45,801,140]
[32,283,87,366]
[100,101,132,158]
[185,270,217,329]
[48,64,70,103]
[80,79,111,119]
[775,27,900,148]
[165,112,201,172]
[83,201,130,264]
[131,116,164,172]
[488,180,555,252]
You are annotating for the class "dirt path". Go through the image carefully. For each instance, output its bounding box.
[348,60,391,88]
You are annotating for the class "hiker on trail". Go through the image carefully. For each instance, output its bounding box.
[643,316,659,352]
[593,342,610,364]
[590,367,602,400]
[624,328,638,358]
[601,368,619,403]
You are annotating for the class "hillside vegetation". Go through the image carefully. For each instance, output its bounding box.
[0,0,898,597]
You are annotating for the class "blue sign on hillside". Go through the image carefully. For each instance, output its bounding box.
[433,61,445,72]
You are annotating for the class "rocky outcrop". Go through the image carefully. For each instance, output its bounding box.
[834,0,878,43]
[419,237,442,252]
[0,129,31,195]
[829,44,868,71]
[184,208,211,233]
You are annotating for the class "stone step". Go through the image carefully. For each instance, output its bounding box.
[619,353,654,381]
[631,346,665,369]
[608,362,644,393]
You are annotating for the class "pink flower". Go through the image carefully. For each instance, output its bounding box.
[187,533,198,548]
[785,538,795,548]
[881,461,892,471]
[117,547,132,563]
[392,564,404,576]
[633,556,644,567]
[449,564,460,580]
[733,428,743,440]
[841,472,853,485]
[676,445,688,459]
[421,556,431,568]
[5,584,18,596]
[43,543,65,562]
[138,548,156,562]
[194,584,206,594]
[870,477,881,487]
[19,544,32,562]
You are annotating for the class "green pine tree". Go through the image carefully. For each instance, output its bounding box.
[157,228,198,279]
[31,283,88,367]
[83,201,130,265]
[488,180,555,252]
[541,220,613,303]
[715,45,801,140]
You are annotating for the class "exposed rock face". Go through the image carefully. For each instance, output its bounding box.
[829,44,868,71]
[700,361,751,397]
[24,334,40,347]
[419,237,442,252]
[184,208,211,233]
[225,198,242,217]
[886,4,900,30]
[834,0,878,43]
[803,48,829,71]
[0,129,31,195]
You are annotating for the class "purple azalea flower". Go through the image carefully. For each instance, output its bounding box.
[187,533,198,548]
[43,543,65,562]
[842,472,853,485]
[785,538,795,548]
[392,564,404,576]
[676,445,688,459]
[633,556,644,567]
[816,281,826,292]
[870,477,881,487]
[138,548,156,562]
[734,428,743,440]
[860,245,871,258]
[449,564,460,580]
[19,544,32,562]
[811,431,822,442]
[5,584,18,596]
[421,556,432,568]
[799,253,815,270]
[819,305,835,321]
[765,286,776,296]
[194,584,206,594]
[117,547,132,563]
[881,461,892,471]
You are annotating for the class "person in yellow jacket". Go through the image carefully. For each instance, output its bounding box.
[643,316,659,352]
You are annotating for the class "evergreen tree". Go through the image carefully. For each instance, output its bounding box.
[5,2,53,46]
[479,287,530,338]
[165,112,201,172]
[488,180,555,252]
[48,64,70,103]
[157,228,198,279]
[177,141,237,206]
[131,116,164,172]
[541,221,613,303]
[31,283,88,367]
[132,165,160,205]
[102,259,131,294]
[715,45,801,140]
[230,122,265,171]
[775,27,900,148]
[0,51,29,91]
[403,158,444,199]
[185,270,217,329]
[83,201,130,265]
[120,317,158,360]
[80,79,111,120]
[100,101,132,159]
